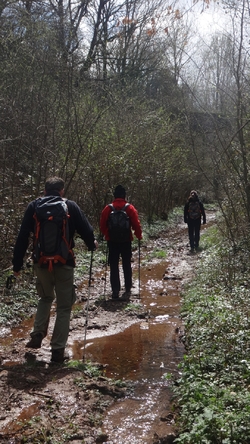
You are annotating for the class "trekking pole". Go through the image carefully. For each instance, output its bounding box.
[103,242,108,301]
[83,250,93,360]
[138,239,141,299]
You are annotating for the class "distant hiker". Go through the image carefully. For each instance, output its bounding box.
[12,176,98,363]
[184,190,206,252]
[100,185,142,300]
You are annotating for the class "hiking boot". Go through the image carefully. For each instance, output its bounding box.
[111,292,119,299]
[121,291,131,300]
[51,348,66,363]
[26,333,43,349]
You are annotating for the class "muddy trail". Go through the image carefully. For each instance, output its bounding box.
[0,212,215,444]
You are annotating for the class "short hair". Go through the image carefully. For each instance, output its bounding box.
[45,177,64,193]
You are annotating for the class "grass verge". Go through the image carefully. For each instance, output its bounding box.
[174,226,250,443]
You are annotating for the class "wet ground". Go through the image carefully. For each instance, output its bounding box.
[0,213,215,443]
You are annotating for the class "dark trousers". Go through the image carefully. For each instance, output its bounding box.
[188,219,201,249]
[108,241,132,294]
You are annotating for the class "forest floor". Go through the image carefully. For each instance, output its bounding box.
[0,211,215,444]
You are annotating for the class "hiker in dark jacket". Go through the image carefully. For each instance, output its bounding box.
[184,190,206,252]
[100,185,142,300]
[12,176,98,363]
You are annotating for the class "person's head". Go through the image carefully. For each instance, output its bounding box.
[45,177,65,196]
[189,190,198,200]
[114,185,126,199]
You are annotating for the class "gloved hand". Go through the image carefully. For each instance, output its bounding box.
[6,275,16,289]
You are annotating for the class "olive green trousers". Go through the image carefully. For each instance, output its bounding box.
[32,264,76,350]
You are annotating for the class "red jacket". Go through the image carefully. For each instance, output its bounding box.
[100,198,142,241]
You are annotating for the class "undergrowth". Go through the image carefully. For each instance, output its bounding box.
[0,269,37,326]
[174,226,250,444]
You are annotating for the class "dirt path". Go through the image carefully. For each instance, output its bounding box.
[0,212,215,444]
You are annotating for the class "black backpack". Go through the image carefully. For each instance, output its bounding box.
[108,203,131,242]
[33,196,74,271]
[188,200,201,220]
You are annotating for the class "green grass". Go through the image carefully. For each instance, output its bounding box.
[174,226,250,443]
[124,302,142,311]
[68,360,102,377]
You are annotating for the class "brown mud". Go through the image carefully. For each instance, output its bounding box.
[0,212,215,444]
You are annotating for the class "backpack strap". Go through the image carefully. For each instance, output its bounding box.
[122,203,130,211]
[108,203,130,212]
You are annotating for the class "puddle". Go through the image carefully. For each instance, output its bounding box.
[1,318,34,345]
[103,380,175,444]
[73,262,183,378]
[80,320,182,381]
[0,401,42,434]
[72,260,185,442]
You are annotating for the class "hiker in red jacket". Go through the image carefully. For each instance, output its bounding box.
[184,190,206,252]
[100,185,142,300]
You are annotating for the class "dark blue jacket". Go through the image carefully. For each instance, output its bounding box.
[184,198,206,224]
[12,192,96,272]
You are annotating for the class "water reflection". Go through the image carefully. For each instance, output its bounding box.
[73,261,184,381]
[103,381,173,444]
[81,320,183,380]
